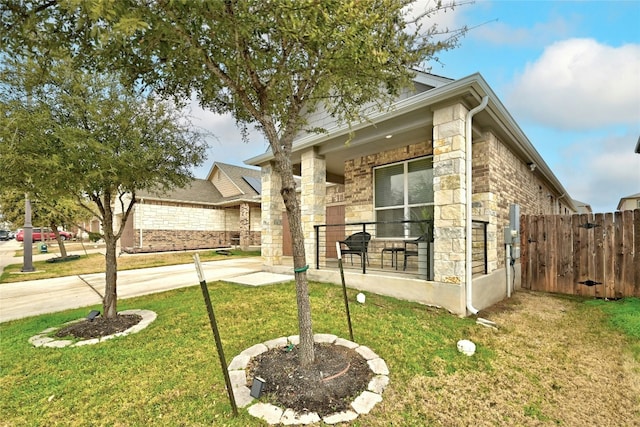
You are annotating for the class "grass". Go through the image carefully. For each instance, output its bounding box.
[586,297,640,360]
[0,248,260,283]
[0,282,485,426]
[1,280,639,426]
[13,241,96,257]
[1,250,638,425]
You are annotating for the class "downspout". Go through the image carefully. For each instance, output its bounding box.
[465,96,489,315]
[556,193,566,214]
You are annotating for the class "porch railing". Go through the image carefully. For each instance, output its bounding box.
[472,220,489,275]
[313,219,489,280]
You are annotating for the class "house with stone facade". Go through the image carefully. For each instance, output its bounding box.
[246,71,577,316]
[117,162,262,253]
[573,199,593,214]
[617,192,640,211]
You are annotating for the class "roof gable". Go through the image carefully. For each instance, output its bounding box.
[209,165,243,197]
[137,163,262,206]
[209,162,262,197]
[246,72,578,212]
[617,192,640,210]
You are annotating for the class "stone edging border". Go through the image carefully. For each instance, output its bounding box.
[28,309,157,348]
[228,333,390,425]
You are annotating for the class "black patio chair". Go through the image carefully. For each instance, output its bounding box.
[338,232,371,267]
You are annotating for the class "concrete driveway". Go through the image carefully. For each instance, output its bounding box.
[0,241,292,323]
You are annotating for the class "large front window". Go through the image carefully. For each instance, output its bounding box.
[374,157,433,238]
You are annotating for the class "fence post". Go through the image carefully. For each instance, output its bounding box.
[314,225,320,270]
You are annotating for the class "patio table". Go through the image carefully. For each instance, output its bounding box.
[381,246,405,270]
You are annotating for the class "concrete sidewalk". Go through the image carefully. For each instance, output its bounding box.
[0,256,294,323]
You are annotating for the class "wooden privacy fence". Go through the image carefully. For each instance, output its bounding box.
[521,209,640,298]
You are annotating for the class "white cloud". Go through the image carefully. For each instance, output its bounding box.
[184,99,268,178]
[474,16,573,47]
[553,132,640,212]
[404,0,463,27]
[403,0,468,42]
[506,38,640,130]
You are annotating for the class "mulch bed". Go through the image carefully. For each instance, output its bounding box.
[53,314,374,417]
[55,314,142,339]
[46,255,81,263]
[246,343,374,416]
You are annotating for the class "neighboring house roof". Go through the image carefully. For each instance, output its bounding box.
[411,70,453,88]
[245,70,578,212]
[211,162,262,197]
[572,199,593,214]
[138,179,223,204]
[616,192,640,211]
[138,162,262,207]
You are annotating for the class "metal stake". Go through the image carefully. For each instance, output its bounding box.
[336,242,354,342]
[193,254,238,417]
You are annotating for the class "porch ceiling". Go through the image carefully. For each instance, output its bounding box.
[292,105,435,182]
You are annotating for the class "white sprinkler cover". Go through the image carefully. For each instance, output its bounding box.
[457,339,476,356]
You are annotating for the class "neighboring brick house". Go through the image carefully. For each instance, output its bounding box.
[246,71,577,316]
[617,193,640,211]
[118,162,262,253]
[573,199,593,214]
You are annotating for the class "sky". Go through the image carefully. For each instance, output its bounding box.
[188,0,640,213]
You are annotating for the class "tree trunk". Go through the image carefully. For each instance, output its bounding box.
[50,222,68,258]
[103,233,118,318]
[102,194,118,319]
[282,187,314,367]
[278,165,315,367]
[264,116,315,367]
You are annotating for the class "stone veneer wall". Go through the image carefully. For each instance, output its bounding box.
[261,163,284,266]
[249,205,262,237]
[301,149,326,266]
[135,202,227,231]
[125,229,261,253]
[123,200,262,253]
[432,103,467,287]
[326,183,345,205]
[473,130,572,270]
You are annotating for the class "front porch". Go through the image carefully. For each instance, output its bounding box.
[310,219,489,279]
[261,219,493,315]
[264,254,509,316]
[253,99,505,315]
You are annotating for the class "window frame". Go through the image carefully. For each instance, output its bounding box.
[373,156,434,239]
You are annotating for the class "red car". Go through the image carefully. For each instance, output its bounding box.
[16,228,73,242]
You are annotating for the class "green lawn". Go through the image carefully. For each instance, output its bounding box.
[0,280,486,426]
[586,297,640,360]
[1,248,638,425]
[0,249,260,283]
[1,279,638,426]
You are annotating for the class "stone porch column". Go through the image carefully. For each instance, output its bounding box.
[301,148,326,267]
[261,162,284,266]
[433,103,468,313]
[239,202,250,251]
